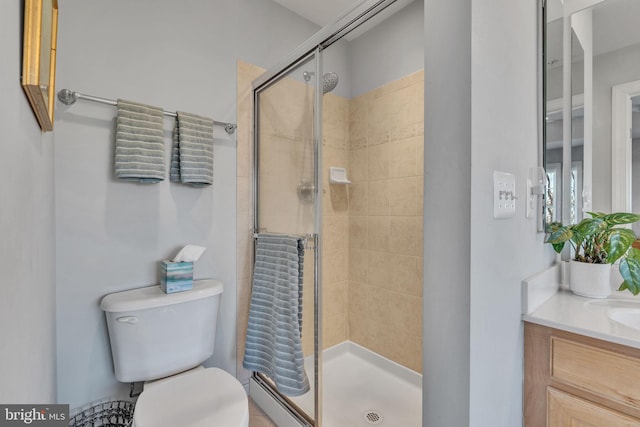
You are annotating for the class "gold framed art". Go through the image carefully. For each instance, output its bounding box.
[22,0,58,132]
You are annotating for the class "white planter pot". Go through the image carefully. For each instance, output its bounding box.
[569,260,612,299]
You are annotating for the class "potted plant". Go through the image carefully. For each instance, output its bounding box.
[546,212,640,298]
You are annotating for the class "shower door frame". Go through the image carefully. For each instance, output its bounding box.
[249,1,406,425]
[251,49,324,427]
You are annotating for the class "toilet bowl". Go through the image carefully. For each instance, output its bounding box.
[132,368,248,427]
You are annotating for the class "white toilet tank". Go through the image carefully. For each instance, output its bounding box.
[100,279,223,383]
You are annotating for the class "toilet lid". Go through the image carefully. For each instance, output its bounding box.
[133,368,249,427]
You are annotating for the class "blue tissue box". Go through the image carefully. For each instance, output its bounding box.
[160,261,193,293]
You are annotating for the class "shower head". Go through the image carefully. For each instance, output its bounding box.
[322,72,339,94]
[302,71,339,94]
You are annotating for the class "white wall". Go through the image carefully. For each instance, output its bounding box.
[54,0,319,410]
[425,0,554,425]
[349,0,424,98]
[0,0,57,404]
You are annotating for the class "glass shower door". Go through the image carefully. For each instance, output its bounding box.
[253,50,323,426]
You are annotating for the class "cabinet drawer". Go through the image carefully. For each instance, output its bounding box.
[551,337,640,407]
[548,387,640,426]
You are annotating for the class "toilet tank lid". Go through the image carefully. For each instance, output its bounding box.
[100,279,223,313]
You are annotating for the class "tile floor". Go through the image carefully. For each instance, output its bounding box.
[249,398,277,427]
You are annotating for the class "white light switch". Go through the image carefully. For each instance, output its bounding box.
[494,171,516,219]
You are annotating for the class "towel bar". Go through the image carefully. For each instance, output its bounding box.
[57,89,237,135]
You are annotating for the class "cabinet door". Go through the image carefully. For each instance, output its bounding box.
[548,388,640,426]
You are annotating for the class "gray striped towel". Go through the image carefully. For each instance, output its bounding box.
[114,99,165,183]
[243,233,310,397]
[170,112,214,187]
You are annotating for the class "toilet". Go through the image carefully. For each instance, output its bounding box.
[100,279,249,427]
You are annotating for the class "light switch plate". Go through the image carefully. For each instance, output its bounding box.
[494,171,516,219]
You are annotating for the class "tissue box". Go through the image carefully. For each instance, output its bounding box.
[160,261,193,293]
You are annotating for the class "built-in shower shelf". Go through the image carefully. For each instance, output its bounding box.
[329,167,351,184]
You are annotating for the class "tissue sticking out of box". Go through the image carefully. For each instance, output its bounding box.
[172,244,207,262]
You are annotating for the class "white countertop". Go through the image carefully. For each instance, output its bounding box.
[523,290,640,349]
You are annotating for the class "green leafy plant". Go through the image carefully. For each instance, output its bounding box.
[545,212,640,295]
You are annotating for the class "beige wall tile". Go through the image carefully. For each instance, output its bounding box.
[236,222,253,283]
[389,254,422,297]
[388,177,419,216]
[348,182,368,216]
[237,176,250,213]
[367,251,394,290]
[393,293,422,338]
[325,147,347,173]
[348,280,370,318]
[367,216,390,252]
[366,90,392,146]
[367,180,389,216]
[389,216,422,256]
[349,311,368,345]
[389,137,418,178]
[348,216,368,249]
[348,249,368,282]
[324,216,349,252]
[349,148,368,182]
[367,143,389,181]
[327,184,349,215]
[349,95,368,149]
[417,175,424,216]
[416,137,424,175]
[323,247,349,284]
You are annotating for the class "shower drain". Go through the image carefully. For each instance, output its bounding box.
[362,409,384,425]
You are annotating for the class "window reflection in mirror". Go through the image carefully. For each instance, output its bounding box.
[544,0,640,231]
[571,29,584,224]
[545,16,563,226]
[632,95,640,235]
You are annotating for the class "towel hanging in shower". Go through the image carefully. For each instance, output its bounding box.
[170,111,214,187]
[114,99,165,183]
[243,233,310,397]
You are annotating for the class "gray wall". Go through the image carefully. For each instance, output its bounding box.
[349,0,424,98]
[469,1,550,424]
[54,0,319,410]
[0,0,57,403]
[469,1,553,424]
[423,0,471,425]
[425,0,554,425]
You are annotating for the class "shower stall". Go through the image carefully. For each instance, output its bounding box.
[244,1,423,425]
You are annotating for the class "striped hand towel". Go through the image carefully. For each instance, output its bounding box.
[243,234,310,397]
[114,100,165,183]
[170,112,214,187]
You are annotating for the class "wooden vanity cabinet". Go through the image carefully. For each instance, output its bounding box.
[524,322,640,426]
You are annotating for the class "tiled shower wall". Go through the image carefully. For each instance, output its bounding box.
[237,61,424,385]
[347,70,424,373]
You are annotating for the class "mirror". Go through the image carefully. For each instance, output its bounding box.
[544,0,640,226]
[22,0,59,132]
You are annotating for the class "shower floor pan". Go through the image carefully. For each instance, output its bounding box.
[252,341,422,427]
